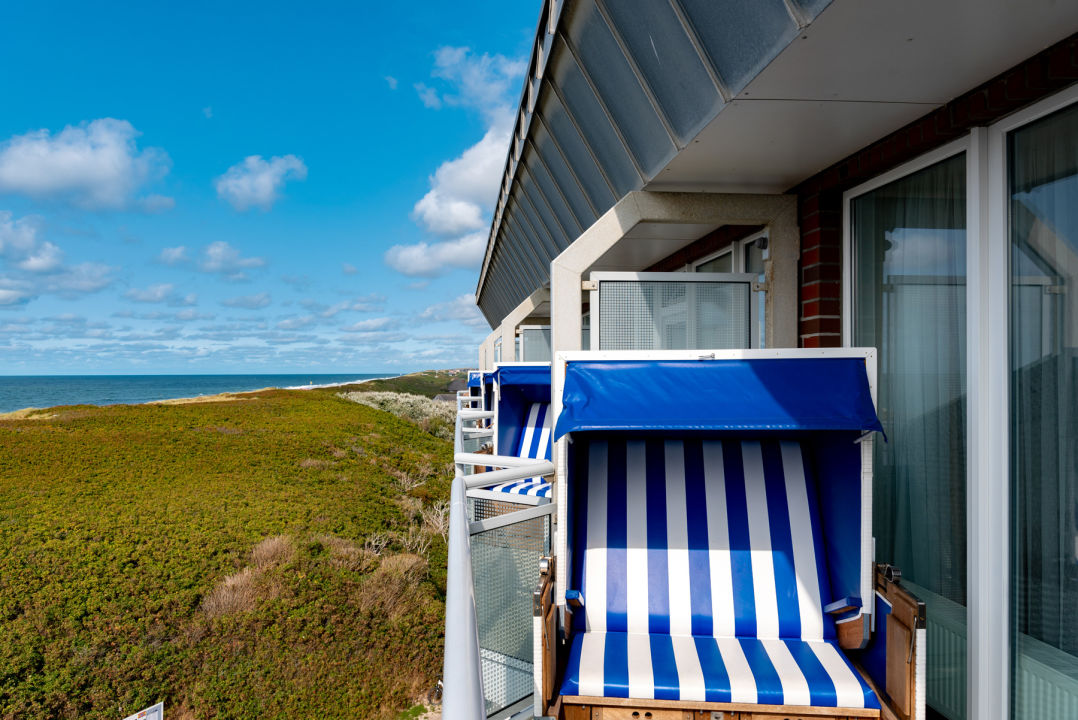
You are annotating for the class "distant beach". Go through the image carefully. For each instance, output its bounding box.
[0,374,391,415]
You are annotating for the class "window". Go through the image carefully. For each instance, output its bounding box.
[849,151,968,720]
[842,88,1078,720]
[1008,99,1078,720]
[693,231,768,346]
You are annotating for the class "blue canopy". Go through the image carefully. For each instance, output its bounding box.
[482,371,496,386]
[554,358,884,439]
[467,371,482,388]
[495,364,551,389]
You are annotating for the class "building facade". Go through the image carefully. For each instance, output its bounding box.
[472,2,1078,718]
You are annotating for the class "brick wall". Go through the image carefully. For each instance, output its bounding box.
[792,32,1078,348]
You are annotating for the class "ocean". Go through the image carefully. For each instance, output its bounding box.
[0,374,390,414]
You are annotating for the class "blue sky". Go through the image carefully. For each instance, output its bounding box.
[0,1,537,374]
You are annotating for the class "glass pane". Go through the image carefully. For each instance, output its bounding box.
[549,48,639,196]
[852,153,967,720]
[521,327,552,363]
[532,120,596,231]
[469,498,550,716]
[695,252,733,273]
[540,91,616,215]
[678,0,798,96]
[598,279,750,350]
[568,0,677,176]
[1009,101,1078,719]
[791,0,833,20]
[602,0,722,145]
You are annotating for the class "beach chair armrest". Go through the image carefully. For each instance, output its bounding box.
[824,596,862,616]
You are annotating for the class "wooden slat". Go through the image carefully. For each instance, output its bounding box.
[560,697,881,718]
[872,565,926,720]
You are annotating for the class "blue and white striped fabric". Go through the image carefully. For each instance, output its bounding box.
[561,437,877,710]
[491,403,552,498]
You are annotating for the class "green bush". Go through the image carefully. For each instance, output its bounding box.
[0,387,451,719]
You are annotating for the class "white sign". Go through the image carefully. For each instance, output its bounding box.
[122,702,163,720]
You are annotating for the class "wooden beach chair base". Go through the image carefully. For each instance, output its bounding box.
[560,696,881,719]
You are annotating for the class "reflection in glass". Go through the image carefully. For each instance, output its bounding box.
[852,153,967,720]
[1009,102,1078,719]
[695,252,733,273]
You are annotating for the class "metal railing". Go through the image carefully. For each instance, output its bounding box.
[444,391,552,719]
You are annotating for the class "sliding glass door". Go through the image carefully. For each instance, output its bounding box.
[1008,100,1078,720]
[850,152,968,720]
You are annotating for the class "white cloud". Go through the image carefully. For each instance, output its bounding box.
[411,123,509,235]
[214,154,307,211]
[419,293,486,328]
[141,194,175,213]
[221,292,271,309]
[0,118,169,209]
[343,317,399,332]
[202,106,213,119]
[416,47,525,121]
[342,262,357,275]
[0,284,29,306]
[0,211,114,305]
[199,241,265,279]
[124,283,196,306]
[158,246,188,265]
[305,293,385,318]
[384,231,486,278]
[388,46,521,279]
[384,76,398,90]
[414,83,443,109]
[276,315,316,330]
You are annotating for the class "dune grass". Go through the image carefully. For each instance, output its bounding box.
[336,369,465,399]
[0,378,457,719]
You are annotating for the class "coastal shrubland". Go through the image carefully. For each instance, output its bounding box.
[339,391,457,441]
[0,373,463,719]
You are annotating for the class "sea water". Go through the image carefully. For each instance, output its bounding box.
[0,374,390,414]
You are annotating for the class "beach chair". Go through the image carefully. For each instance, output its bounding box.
[538,350,924,720]
[463,363,553,505]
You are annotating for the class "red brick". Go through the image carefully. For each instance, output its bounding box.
[801,317,842,336]
[801,281,841,302]
[799,332,842,349]
[802,298,841,318]
[802,263,841,285]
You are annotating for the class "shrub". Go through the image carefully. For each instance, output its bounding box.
[338,391,455,441]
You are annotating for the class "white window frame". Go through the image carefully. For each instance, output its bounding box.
[840,82,1078,720]
[690,228,769,273]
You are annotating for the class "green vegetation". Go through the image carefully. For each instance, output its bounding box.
[339,391,457,441]
[0,373,460,719]
[342,369,465,399]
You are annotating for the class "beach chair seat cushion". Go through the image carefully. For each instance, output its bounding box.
[561,631,878,708]
[489,477,553,498]
[493,402,552,497]
[561,437,878,711]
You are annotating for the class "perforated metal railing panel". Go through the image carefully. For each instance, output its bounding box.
[597,279,752,350]
[468,497,550,716]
